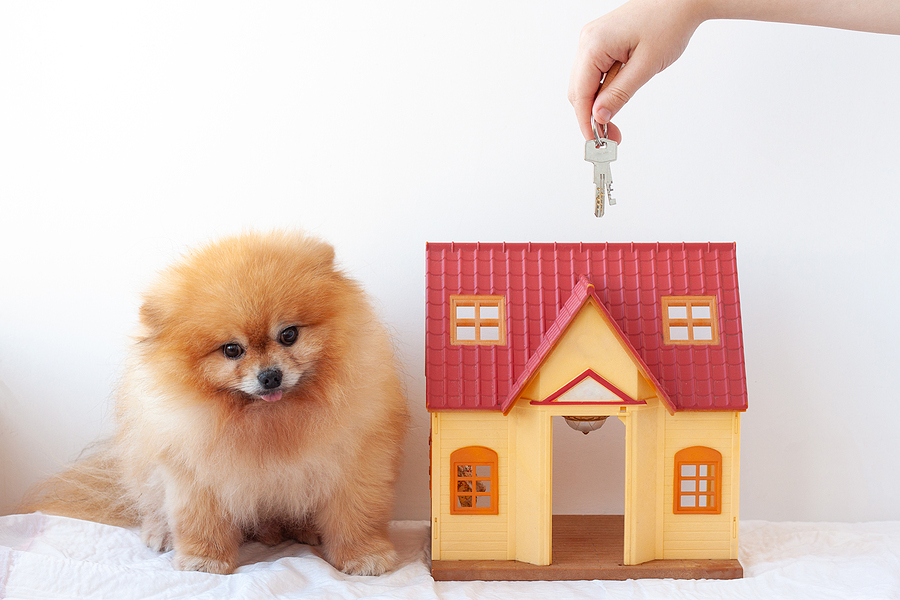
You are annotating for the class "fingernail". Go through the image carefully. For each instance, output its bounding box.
[595,107,612,123]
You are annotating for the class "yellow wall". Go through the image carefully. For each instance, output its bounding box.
[431,411,511,561]
[511,405,552,565]
[661,411,741,559]
[622,404,662,565]
[432,407,742,564]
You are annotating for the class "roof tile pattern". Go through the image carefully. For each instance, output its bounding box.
[425,242,747,412]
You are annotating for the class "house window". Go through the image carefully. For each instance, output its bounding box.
[674,446,722,515]
[661,296,719,345]
[450,296,506,345]
[450,446,499,515]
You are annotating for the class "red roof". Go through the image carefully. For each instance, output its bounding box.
[425,242,747,412]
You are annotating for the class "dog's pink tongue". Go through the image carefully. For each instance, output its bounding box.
[261,390,283,402]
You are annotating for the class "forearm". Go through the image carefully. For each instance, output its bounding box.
[696,0,900,35]
[569,0,900,140]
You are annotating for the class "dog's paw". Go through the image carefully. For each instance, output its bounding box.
[329,536,398,577]
[141,522,172,552]
[173,553,235,575]
[339,547,398,576]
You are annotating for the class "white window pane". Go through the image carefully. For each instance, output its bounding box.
[680,495,696,508]
[456,326,476,340]
[699,480,708,492]
[699,495,708,508]
[475,495,492,508]
[691,305,711,319]
[456,306,476,319]
[480,326,500,341]
[479,305,499,320]
[681,480,696,493]
[475,465,491,478]
[668,306,688,319]
[693,326,713,341]
[699,465,708,477]
[669,326,689,341]
[681,465,696,477]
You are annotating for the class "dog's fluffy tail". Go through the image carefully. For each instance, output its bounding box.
[17,443,139,527]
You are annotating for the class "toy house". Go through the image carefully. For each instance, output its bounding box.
[426,242,747,581]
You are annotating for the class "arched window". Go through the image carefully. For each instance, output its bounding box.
[674,446,722,515]
[450,446,498,515]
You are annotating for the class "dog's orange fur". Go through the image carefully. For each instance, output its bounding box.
[21,231,409,575]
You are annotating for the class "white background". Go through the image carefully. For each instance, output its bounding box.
[1,1,898,523]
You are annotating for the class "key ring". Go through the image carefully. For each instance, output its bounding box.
[590,116,608,148]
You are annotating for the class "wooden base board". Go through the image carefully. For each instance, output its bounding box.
[431,515,743,582]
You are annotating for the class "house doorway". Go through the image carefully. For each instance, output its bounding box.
[551,414,626,565]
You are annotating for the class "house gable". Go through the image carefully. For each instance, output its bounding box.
[502,285,672,414]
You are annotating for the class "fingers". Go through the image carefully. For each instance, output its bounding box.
[569,58,626,143]
[569,71,623,143]
[572,97,597,141]
[591,56,657,127]
[568,53,617,140]
[568,17,627,140]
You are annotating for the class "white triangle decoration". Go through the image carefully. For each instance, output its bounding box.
[554,376,621,403]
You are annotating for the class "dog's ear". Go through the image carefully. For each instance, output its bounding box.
[137,293,168,341]
[298,235,336,272]
[312,240,336,271]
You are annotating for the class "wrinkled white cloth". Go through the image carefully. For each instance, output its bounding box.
[1,515,898,599]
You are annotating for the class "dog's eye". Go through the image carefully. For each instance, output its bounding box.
[279,326,299,346]
[222,343,245,359]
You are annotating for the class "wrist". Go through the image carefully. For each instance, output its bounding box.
[687,0,727,25]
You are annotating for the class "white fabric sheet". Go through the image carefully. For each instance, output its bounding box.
[1,514,898,599]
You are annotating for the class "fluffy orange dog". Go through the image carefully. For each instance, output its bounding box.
[23,231,408,575]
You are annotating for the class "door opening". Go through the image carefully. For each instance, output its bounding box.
[551,414,626,565]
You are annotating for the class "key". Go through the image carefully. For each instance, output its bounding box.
[585,135,617,217]
[582,61,622,217]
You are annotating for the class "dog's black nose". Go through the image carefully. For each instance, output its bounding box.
[258,368,283,390]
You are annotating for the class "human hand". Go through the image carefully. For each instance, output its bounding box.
[568,0,707,141]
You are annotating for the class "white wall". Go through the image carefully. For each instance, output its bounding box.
[1,1,899,523]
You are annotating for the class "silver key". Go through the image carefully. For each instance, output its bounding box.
[585,137,617,217]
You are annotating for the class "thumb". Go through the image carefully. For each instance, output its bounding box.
[592,58,657,124]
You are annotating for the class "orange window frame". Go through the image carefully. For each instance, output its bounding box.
[674,446,723,515]
[449,295,507,346]
[450,446,499,515]
[661,296,720,345]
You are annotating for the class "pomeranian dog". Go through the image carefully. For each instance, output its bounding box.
[21,231,409,576]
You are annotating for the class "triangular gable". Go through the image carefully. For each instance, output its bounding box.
[501,276,676,415]
[529,368,646,406]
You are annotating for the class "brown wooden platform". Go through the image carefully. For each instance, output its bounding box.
[431,515,743,581]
